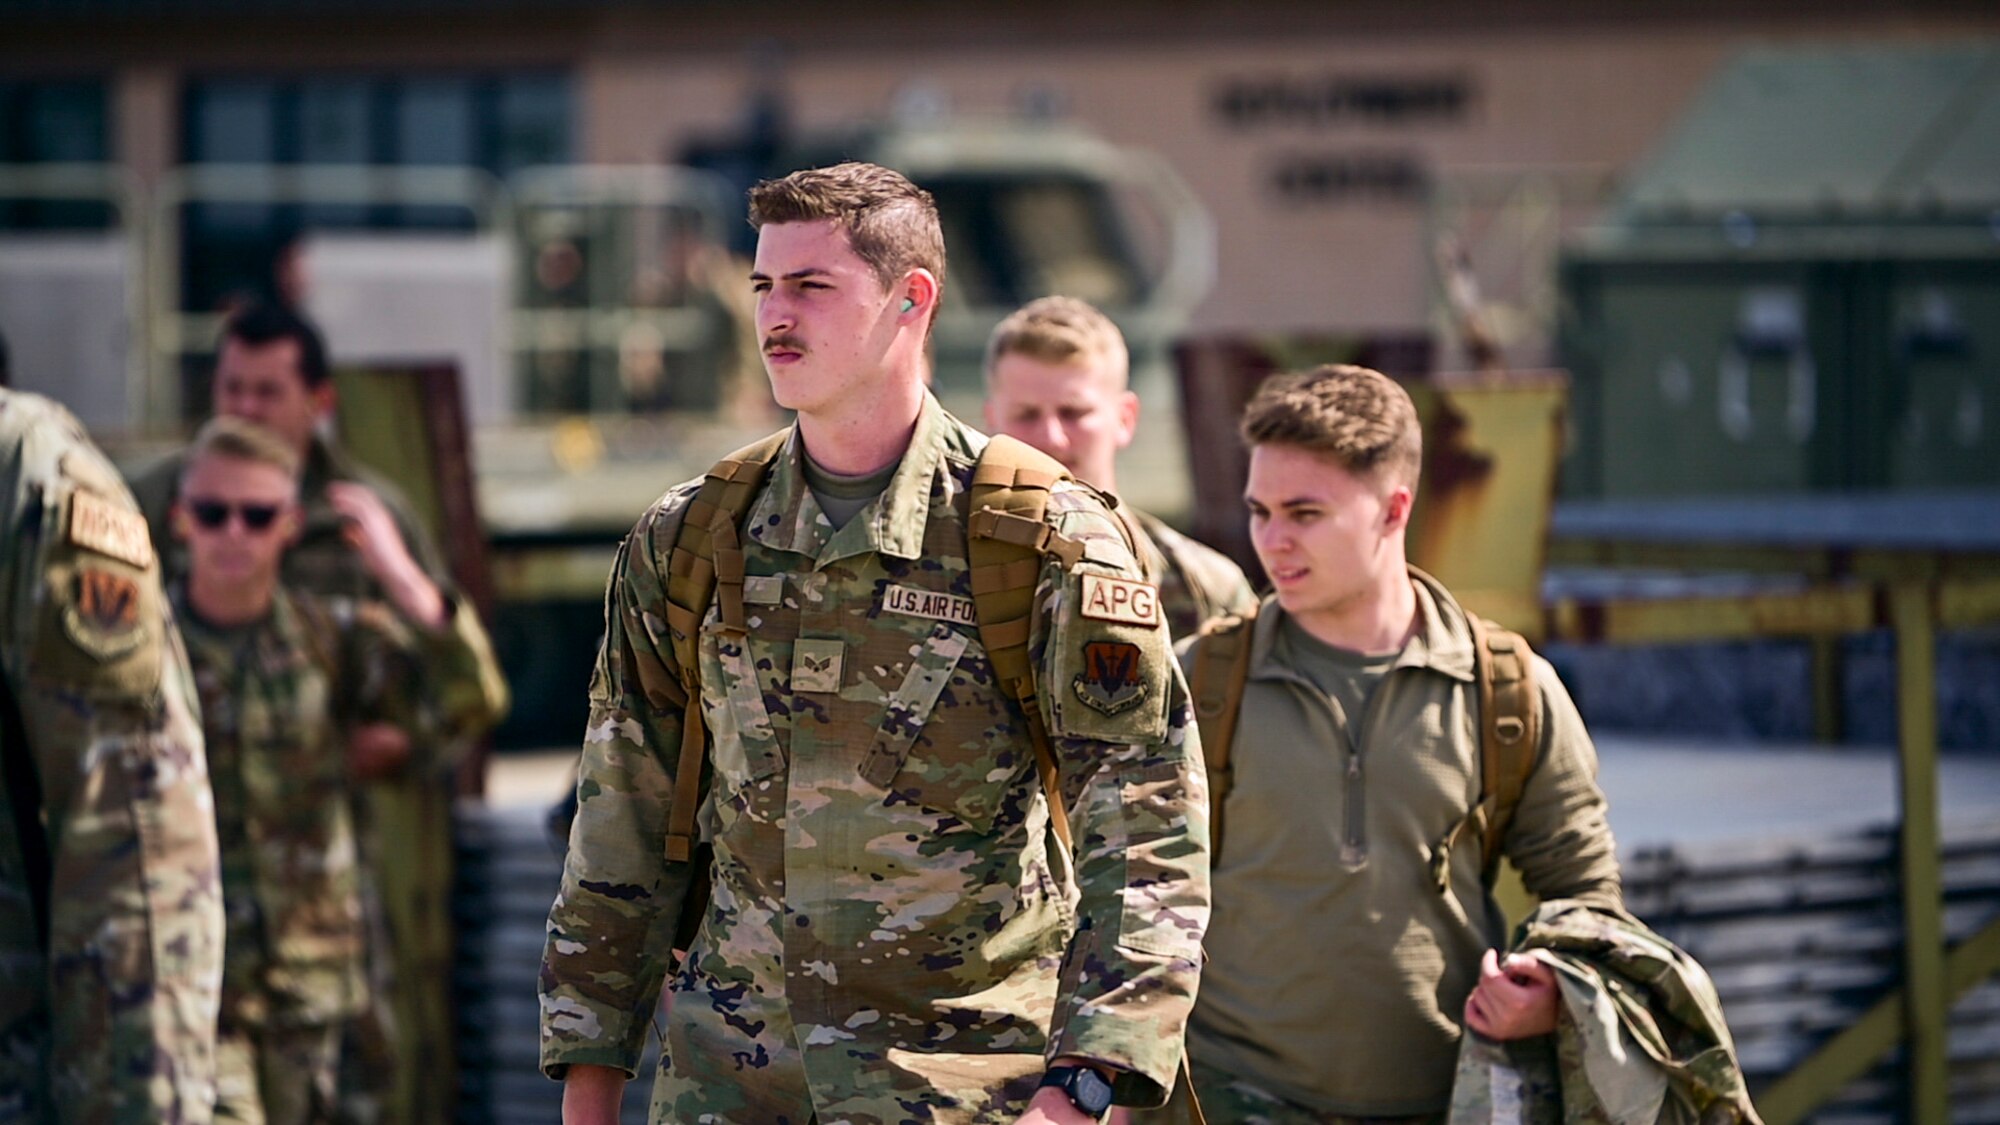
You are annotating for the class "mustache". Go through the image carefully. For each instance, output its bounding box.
[762,334,806,355]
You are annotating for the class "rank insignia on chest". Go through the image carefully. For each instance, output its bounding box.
[1072,640,1149,716]
[792,638,844,694]
[1078,574,1160,627]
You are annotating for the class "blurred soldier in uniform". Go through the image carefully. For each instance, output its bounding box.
[1142,367,1622,1125]
[984,296,1256,640]
[541,163,1210,1125]
[1,387,225,1124]
[131,301,460,608]
[167,418,506,1125]
[129,300,506,1125]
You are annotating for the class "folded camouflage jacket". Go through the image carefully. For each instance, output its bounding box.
[1447,900,1762,1125]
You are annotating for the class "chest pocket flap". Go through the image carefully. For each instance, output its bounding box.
[698,613,788,793]
[858,623,1016,831]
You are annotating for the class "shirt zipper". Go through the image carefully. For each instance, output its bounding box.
[1342,667,1394,868]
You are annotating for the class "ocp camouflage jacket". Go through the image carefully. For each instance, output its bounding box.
[176,584,503,1028]
[1448,900,1762,1125]
[539,396,1211,1124]
[0,389,224,1125]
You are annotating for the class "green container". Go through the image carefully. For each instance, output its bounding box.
[1560,249,2000,499]
[1556,42,2000,499]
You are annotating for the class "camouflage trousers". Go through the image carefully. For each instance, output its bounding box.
[214,1021,341,1125]
[330,1001,395,1125]
[1130,1058,1445,1125]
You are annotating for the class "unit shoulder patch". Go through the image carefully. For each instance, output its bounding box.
[1079,573,1161,628]
[61,566,150,663]
[1071,640,1151,717]
[77,567,142,632]
[69,490,155,569]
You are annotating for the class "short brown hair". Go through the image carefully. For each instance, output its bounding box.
[1240,365,1423,488]
[748,162,946,299]
[983,296,1129,386]
[181,416,302,484]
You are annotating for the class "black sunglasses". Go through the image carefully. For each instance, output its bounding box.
[186,498,285,532]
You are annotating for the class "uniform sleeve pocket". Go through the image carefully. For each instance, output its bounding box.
[29,489,164,701]
[1047,567,1172,746]
[1113,761,1206,960]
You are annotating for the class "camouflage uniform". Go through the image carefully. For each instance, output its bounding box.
[175,584,506,1125]
[540,396,1210,1123]
[135,432,506,1125]
[0,388,225,1125]
[1120,509,1258,641]
[1445,901,1760,1125]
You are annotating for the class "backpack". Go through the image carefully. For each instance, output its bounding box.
[1187,600,1543,888]
[653,430,1103,944]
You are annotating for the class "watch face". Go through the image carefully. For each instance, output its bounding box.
[1043,1065,1114,1118]
[1071,1067,1114,1116]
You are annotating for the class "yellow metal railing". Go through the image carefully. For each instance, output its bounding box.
[1545,566,2000,1123]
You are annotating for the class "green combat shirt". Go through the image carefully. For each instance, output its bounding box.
[0,389,226,1125]
[540,396,1210,1124]
[1176,572,1621,1120]
[175,585,506,1031]
[1121,510,1258,642]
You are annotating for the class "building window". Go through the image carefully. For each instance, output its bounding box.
[178,72,572,310]
[0,79,113,230]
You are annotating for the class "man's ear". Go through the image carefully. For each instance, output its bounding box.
[281,503,304,546]
[1114,389,1140,451]
[170,500,190,543]
[1383,485,1415,532]
[899,269,940,320]
[311,380,337,421]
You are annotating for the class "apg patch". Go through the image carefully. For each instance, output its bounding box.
[68,490,154,569]
[1078,573,1160,628]
[1072,640,1150,716]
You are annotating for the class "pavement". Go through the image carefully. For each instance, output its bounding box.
[483,735,2000,853]
[1592,734,2000,850]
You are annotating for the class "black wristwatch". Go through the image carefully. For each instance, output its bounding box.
[1039,1064,1114,1120]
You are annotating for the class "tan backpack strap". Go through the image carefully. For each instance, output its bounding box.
[1468,614,1543,882]
[967,435,1077,851]
[661,430,789,866]
[665,697,709,863]
[1187,604,1258,859]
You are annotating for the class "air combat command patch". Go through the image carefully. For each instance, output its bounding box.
[1073,640,1149,717]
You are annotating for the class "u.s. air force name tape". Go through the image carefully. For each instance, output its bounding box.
[882,583,977,627]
